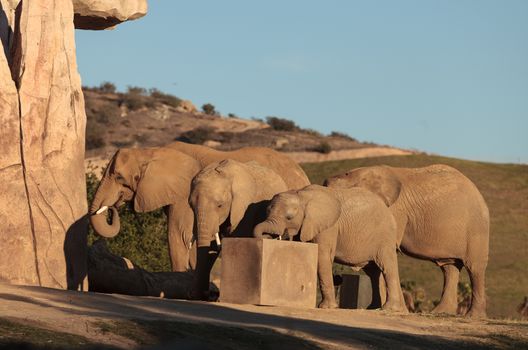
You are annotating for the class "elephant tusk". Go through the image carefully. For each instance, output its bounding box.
[278,235,282,241]
[215,232,221,246]
[95,206,108,215]
[189,235,196,250]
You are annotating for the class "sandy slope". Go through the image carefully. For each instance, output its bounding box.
[0,283,526,349]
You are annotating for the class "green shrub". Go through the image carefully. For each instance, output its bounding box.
[176,126,216,144]
[266,116,297,131]
[202,103,217,116]
[227,113,237,118]
[86,169,170,271]
[313,141,332,154]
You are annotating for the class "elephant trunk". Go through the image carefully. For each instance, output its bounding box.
[89,178,121,238]
[195,209,217,248]
[253,218,285,238]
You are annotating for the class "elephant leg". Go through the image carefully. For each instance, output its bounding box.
[166,205,195,272]
[432,261,462,315]
[317,245,338,309]
[376,248,406,313]
[465,260,487,318]
[190,245,219,300]
[363,262,385,309]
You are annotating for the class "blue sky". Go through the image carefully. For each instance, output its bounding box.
[75,1,528,163]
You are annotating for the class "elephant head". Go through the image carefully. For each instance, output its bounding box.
[254,185,341,242]
[189,159,272,248]
[324,166,401,206]
[90,147,199,238]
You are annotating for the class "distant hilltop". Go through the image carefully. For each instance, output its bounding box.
[83,83,416,164]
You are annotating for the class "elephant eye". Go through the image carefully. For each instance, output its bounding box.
[217,203,223,208]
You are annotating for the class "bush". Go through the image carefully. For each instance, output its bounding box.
[149,88,182,108]
[86,169,170,271]
[227,113,237,118]
[98,81,116,94]
[330,131,357,141]
[313,142,332,154]
[266,116,297,131]
[302,128,323,137]
[176,126,216,144]
[202,103,217,116]
[86,123,105,150]
[94,104,121,125]
[126,86,147,95]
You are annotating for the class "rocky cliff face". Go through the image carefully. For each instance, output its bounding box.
[0,0,147,289]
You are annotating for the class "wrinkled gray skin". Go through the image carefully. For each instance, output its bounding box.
[90,147,201,271]
[189,159,288,299]
[90,141,310,273]
[324,164,489,318]
[254,185,406,312]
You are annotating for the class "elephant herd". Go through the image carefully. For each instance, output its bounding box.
[90,141,489,318]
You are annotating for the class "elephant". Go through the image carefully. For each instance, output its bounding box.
[89,147,201,271]
[323,164,489,318]
[90,141,310,272]
[253,184,407,312]
[189,159,288,298]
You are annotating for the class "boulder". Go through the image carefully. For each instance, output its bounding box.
[73,0,148,30]
[176,99,198,113]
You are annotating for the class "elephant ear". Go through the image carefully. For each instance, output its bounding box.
[361,167,401,206]
[227,162,257,233]
[134,151,199,213]
[299,187,341,242]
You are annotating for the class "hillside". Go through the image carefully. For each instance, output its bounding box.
[83,85,410,162]
[302,154,528,318]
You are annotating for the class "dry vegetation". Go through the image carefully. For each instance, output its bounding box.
[82,84,371,159]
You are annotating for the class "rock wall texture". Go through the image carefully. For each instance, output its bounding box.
[0,0,146,289]
[0,0,87,289]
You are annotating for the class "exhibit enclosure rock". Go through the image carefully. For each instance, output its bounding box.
[0,0,147,289]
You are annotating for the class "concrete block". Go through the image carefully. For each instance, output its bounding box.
[339,273,372,309]
[220,238,318,308]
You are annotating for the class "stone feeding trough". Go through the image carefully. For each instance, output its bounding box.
[220,238,318,308]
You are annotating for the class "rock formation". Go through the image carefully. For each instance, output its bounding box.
[73,0,148,30]
[176,100,198,113]
[0,0,147,289]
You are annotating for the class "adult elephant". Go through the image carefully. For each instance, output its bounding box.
[90,142,310,272]
[324,164,489,317]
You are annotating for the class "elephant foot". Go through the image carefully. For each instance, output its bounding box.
[318,298,338,309]
[382,301,408,314]
[466,305,487,319]
[431,301,458,315]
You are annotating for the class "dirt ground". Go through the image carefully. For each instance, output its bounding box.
[0,283,526,349]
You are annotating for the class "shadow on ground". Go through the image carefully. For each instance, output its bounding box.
[0,284,525,349]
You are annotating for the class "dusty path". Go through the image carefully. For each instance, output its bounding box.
[0,283,526,349]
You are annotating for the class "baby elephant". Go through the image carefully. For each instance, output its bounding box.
[189,159,288,299]
[254,184,406,311]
